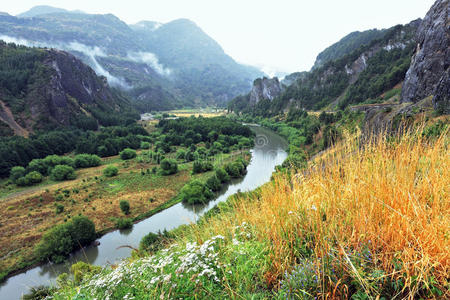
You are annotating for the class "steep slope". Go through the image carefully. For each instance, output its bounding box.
[401,0,449,113]
[0,8,263,110]
[312,29,387,69]
[0,42,137,136]
[230,19,421,115]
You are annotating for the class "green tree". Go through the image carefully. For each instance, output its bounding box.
[119,148,137,160]
[10,166,26,183]
[120,200,130,215]
[50,165,76,181]
[160,159,178,175]
[103,165,118,177]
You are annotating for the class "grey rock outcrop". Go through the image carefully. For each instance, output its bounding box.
[401,0,449,113]
[249,77,282,105]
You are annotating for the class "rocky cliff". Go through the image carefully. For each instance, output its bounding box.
[249,77,283,105]
[401,0,449,113]
[0,42,135,135]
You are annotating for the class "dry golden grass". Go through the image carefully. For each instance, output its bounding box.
[184,126,449,298]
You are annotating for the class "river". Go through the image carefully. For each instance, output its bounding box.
[0,125,287,299]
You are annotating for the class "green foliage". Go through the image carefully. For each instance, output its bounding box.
[206,175,222,192]
[119,148,137,160]
[224,160,246,178]
[180,180,213,204]
[192,160,213,174]
[34,216,96,263]
[9,166,26,183]
[175,149,186,160]
[160,159,178,175]
[70,262,101,285]
[22,286,55,300]
[74,154,101,168]
[119,200,130,215]
[215,167,231,183]
[140,141,151,149]
[115,218,133,229]
[103,165,119,177]
[50,165,76,181]
[55,203,64,214]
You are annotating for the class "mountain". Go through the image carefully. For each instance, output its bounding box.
[401,0,449,114]
[230,19,421,115]
[17,6,74,18]
[0,8,263,111]
[0,42,137,136]
[312,29,387,69]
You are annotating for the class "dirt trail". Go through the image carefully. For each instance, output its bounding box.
[0,100,29,137]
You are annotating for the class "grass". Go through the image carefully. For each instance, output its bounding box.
[50,124,449,299]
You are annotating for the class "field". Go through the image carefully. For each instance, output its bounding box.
[0,147,249,281]
[167,108,227,118]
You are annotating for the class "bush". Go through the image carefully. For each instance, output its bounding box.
[71,262,101,284]
[139,232,168,253]
[10,166,25,183]
[206,175,222,192]
[74,154,101,168]
[160,159,178,175]
[119,200,130,215]
[16,176,31,186]
[140,141,151,149]
[224,161,245,178]
[115,218,133,229]
[180,180,213,204]
[34,216,96,263]
[103,165,118,177]
[25,171,43,184]
[192,160,213,174]
[120,148,137,160]
[55,203,64,214]
[50,165,76,181]
[215,167,230,183]
[176,149,186,160]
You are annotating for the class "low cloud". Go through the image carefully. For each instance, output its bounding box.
[127,51,172,77]
[0,35,130,89]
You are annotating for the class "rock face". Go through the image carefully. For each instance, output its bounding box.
[401,0,449,112]
[249,77,282,105]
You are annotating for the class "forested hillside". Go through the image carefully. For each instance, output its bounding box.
[229,19,420,115]
[0,42,138,137]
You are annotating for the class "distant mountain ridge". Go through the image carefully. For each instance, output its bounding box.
[0,6,263,111]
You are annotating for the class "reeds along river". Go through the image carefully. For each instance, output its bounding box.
[0,125,287,299]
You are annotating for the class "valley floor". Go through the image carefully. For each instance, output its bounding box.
[0,148,249,282]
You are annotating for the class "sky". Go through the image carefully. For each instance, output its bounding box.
[2,0,435,76]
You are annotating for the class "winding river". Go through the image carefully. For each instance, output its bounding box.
[0,125,287,299]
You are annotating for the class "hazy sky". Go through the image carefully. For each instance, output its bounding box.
[2,0,435,75]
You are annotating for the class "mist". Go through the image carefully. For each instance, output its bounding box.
[0,35,130,89]
[127,51,172,77]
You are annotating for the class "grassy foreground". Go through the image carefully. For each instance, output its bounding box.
[49,126,449,299]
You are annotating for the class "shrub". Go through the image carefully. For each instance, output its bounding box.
[34,216,96,263]
[25,171,43,184]
[16,176,30,186]
[192,160,213,174]
[74,154,101,168]
[120,148,137,160]
[176,149,186,160]
[71,262,101,284]
[10,166,25,183]
[119,200,130,215]
[180,180,213,204]
[139,232,159,252]
[55,203,64,214]
[50,165,76,181]
[115,218,133,229]
[206,175,222,192]
[140,141,151,149]
[160,159,178,175]
[103,165,118,177]
[215,167,230,183]
[224,162,242,178]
